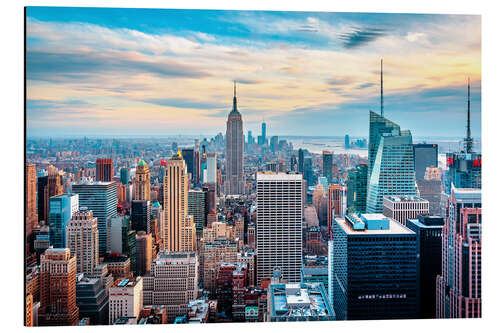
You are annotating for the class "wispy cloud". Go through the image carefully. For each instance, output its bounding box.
[338,27,387,48]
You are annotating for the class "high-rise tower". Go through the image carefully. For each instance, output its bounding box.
[163,152,196,252]
[134,160,151,201]
[464,77,473,153]
[96,158,113,182]
[225,81,245,195]
[65,209,99,274]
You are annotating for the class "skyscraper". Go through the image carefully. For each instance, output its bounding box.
[344,134,350,149]
[66,209,99,274]
[131,200,151,233]
[188,189,206,235]
[303,156,313,187]
[38,169,64,224]
[48,194,79,248]
[134,160,151,201]
[96,158,113,182]
[72,181,117,256]
[444,79,481,194]
[163,152,196,252]
[322,150,333,183]
[206,153,217,185]
[407,215,444,319]
[413,144,438,180]
[368,111,401,176]
[298,148,305,173]
[120,168,130,185]
[436,185,481,318]
[225,82,245,195]
[366,111,417,213]
[329,214,417,320]
[261,121,267,146]
[39,248,79,326]
[346,164,368,214]
[135,231,153,276]
[327,184,347,230]
[416,167,443,215]
[256,173,303,283]
[181,148,195,181]
[26,163,38,248]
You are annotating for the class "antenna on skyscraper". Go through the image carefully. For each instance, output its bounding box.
[465,77,473,153]
[380,58,384,117]
[232,80,238,111]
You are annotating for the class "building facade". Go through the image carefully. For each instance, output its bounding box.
[134,160,151,201]
[256,173,303,283]
[96,158,114,182]
[66,209,99,274]
[225,83,245,195]
[382,195,429,226]
[436,186,481,318]
[49,194,79,249]
[329,214,417,320]
[109,277,143,324]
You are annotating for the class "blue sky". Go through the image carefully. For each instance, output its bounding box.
[26,7,481,138]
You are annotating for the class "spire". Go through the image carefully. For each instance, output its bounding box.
[232,80,238,112]
[465,77,473,153]
[380,58,384,117]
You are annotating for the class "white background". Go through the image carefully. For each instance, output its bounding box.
[1,0,498,332]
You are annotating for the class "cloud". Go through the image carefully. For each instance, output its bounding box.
[140,98,226,109]
[327,77,354,86]
[26,50,211,82]
[356,83,376,89]
[338,27,387,48]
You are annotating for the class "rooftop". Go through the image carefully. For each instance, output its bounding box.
[384,195,428,203]
[338,214,415,235]
[257,172,302,181]
[269,283,335,320]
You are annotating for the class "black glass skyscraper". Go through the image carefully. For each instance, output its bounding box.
[413,144,438,180]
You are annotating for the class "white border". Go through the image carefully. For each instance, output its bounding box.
[2,1,498,332]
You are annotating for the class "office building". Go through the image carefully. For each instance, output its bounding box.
[66,209,99,273]
[225,82,245,195]
[238,251,256,287]
[346,164,368,214]
[444,80,481,194]
[48,194,79,248]
[416,167,443,215]
[181,148,195,180]
[76,274,109,325]
[256,173,303,283]
[134,160,151,201]
[270,136,279,153]
[96,158,113,182]
[120,168,130,185]
[322,151,333,183]
[188,189,206,235]
[26,163,38,248]
[267,283,335,322]
[301,267,328,294]
[366,111,417,213]
[26,294,34,326]
[298,148,304,173]
[232,263,248,321]
[345,135,350,149]
[72,181,117,256]
[39,248,79,326]
[135,231,153,276]
[382,195,429,226]
[330,214,417,320]
[38,169,64,224]
[327,184,347,230]
[131,200,151,233]
[303,156,313,187]
[413,144,438,180]
[102,254,132,279]
[436,185,481,318]
[163,152,196,252]
[143,251,199,321]
[109,277,143,324]
[200,238,238,292]
[407,215,444,319]
[206,153,217,184]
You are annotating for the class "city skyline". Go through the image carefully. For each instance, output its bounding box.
[26,8,480,138]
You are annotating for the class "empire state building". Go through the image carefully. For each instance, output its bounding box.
[225,82,245,195]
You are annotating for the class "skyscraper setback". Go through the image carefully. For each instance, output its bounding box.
[225,82,245,195]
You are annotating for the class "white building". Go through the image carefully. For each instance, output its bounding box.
[382,195,429,226]
[256,172,303,283]
[109,277,143,324]
[143,251,199,321]
[66,209,99,274]
[206,153,217,184]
